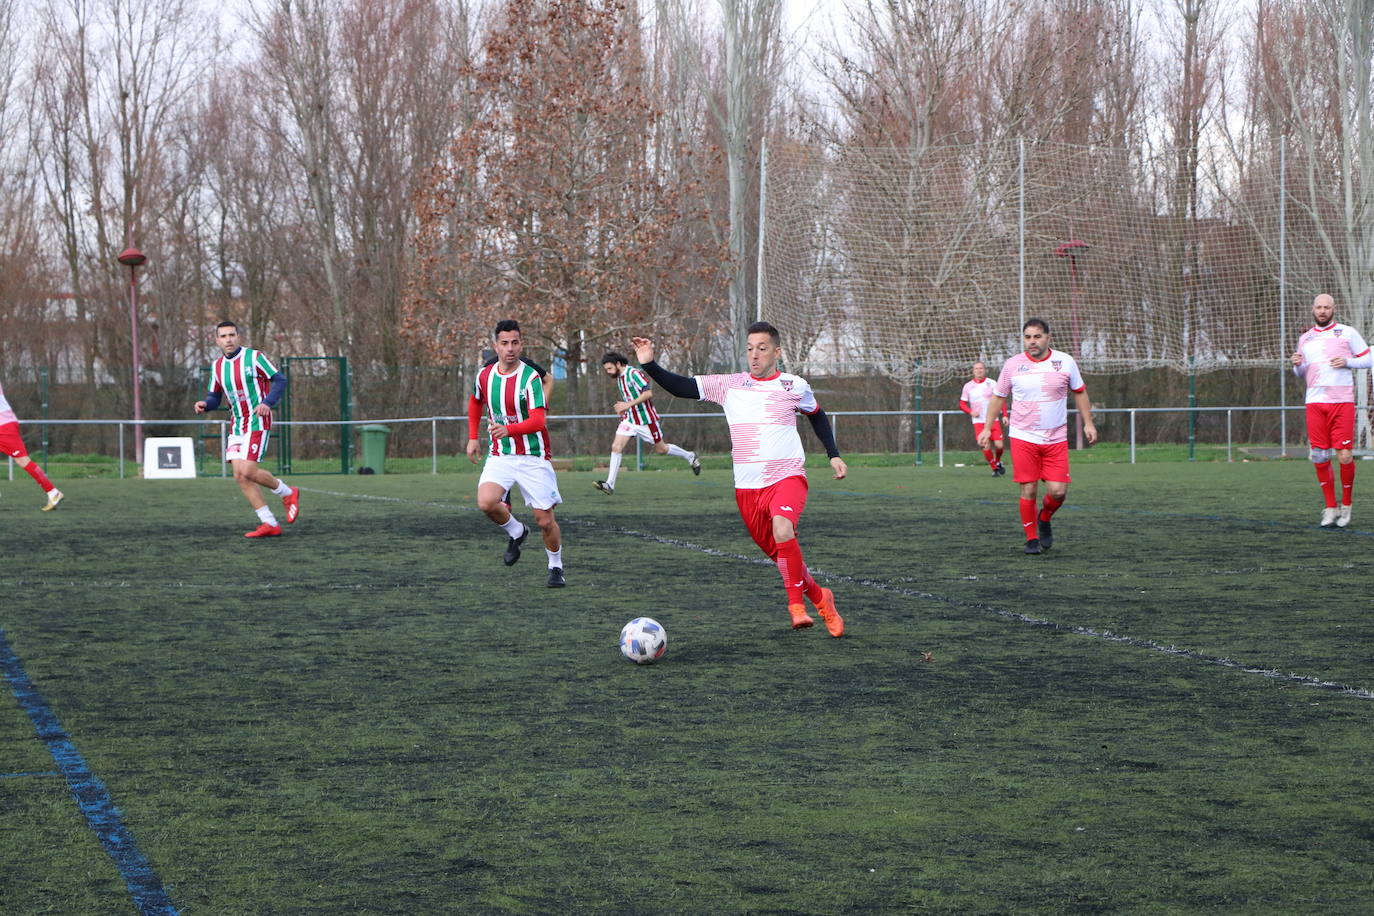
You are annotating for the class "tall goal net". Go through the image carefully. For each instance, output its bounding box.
[759,138,1320,388]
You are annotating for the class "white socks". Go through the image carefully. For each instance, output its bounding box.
[606,452,623,487]
[255,505,278,525]
[500,515,525,538]
[666,444,693,462]
[546,548,563,569]
[271,480,291,496]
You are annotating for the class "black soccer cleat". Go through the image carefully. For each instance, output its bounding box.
[503,525,528,566]
[594,480,614,495]
[547,566,566,588]
[993,462,1006,477]
[1024,538,1043,555]
[1037,518,1053,550]
[691,455,702,476]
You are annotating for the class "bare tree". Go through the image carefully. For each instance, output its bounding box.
[658,0,783,360]
[247,0,351,352]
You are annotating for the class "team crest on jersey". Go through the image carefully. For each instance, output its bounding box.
[1052,360,1063,370]
[1335,329,1344,336]
[782,379,794,391]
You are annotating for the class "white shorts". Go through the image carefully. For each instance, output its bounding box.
[615,417,663,445]
[225,430,270,463]
[479,454,562,510]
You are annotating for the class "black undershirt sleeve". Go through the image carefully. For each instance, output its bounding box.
[640,360,702,400]
[806,408,841,459]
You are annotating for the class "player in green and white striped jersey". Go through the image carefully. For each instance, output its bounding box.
[466,320,566,587]
[593,352,700,495]
[195,321,300,538]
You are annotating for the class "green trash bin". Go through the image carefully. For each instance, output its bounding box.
[359,424,391,474]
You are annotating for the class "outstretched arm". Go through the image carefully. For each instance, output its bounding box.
[632,337,701,399]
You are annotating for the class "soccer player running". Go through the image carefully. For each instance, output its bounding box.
[631,322,846,636]
[1291,293,1372,528]
[481,349,554,510]
[593,351,701,495]
[959,360,1006,476]
[194,321,300,538]
[467,320,566,588]
[0,377,64,510]
[980,318,1097,555]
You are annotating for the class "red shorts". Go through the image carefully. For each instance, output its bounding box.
[0,422,28,459]
[973,421,1003,443]
[735,475,809,558]
[1306,402,1355,451]
[1010,439,1071,484]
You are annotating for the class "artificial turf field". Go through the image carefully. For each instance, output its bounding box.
[3,460,1373,914]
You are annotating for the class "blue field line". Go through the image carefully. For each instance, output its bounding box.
[0,630,179,915]
[0,770,60,779]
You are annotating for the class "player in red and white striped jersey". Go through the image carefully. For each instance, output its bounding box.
[1291,293,1373,528]
[959,361,1006,476]
[593,352,700,495]
[194,321,299,538]
[0,377,64,510]
[632,322,847,636]
[980,318,1097,554]
[466,319,566,587]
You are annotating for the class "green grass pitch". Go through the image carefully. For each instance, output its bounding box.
[3,460,1373,913]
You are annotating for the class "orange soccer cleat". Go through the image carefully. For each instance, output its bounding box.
[283,486,301,523]
[245,523,282,538]
[789,604,814,629]
[814,587,844,638]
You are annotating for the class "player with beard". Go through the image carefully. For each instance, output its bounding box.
[981,318,1097,554]
[1291,293,1373,527]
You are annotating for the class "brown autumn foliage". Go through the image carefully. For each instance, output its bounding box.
[404,0,727,423]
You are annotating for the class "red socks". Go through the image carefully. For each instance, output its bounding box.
[775,538,823,606]
[1040,492,1065,522]
[24,461,55,493]
[1341,461,1355,506]
[1019,498,1037,541]
[1315,462,1338,508]
[982,448,997,468]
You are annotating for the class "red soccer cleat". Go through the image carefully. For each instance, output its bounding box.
[283,486,301,523]
[789,604,814,629]
[245,523,282,538]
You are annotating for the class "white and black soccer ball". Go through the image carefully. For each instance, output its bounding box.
[619,617,667,665]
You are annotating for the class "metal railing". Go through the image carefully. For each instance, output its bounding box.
[5,405,1311,479]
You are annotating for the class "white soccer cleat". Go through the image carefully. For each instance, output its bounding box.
[41,488,64,512]
[1321,507,1339,527]
[1337,505,1353,528]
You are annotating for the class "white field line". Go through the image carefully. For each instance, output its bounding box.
[303,487,1374,700]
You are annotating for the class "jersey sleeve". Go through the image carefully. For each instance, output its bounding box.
[527,372,546,410]
[1066,355,1086,392]
[797,378,819,415]
[255,351,279,378]
[695,373,731,405]
[627,367,650,397]
[1347,328,1372,366]
[993,364,1013,398]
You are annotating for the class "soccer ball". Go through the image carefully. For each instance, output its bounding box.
[619,617,667,664]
